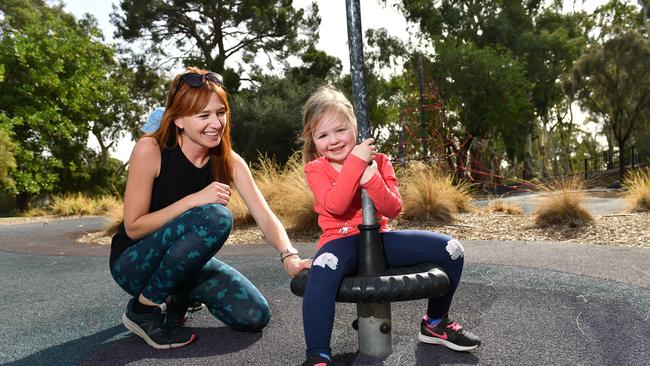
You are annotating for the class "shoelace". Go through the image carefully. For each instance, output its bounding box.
[446,322,463,331]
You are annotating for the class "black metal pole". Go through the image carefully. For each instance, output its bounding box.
[345,0,391,357]
[345,0,387,276]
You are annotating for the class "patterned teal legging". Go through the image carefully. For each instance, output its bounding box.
[111,204,270,331]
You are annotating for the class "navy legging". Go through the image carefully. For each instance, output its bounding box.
[302,230,465,357]
[111,204,270,331]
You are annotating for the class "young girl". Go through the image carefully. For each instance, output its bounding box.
[299,86,480,365]
[110,67,311,349]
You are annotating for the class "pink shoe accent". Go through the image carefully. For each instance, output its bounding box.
[447,322,462,331]
[313,363,328,366]
[423,326,448,340]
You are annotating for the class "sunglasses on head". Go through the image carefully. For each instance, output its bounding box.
[168,72,224,107]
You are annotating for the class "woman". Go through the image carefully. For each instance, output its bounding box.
[110,67,311,349]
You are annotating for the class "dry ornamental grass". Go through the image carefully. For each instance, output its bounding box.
[11,161,644,249]
[531,176,595,227]
[623,168,650,212]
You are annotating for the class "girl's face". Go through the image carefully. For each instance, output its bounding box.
[175,93,227,150]
[312,112,356,165]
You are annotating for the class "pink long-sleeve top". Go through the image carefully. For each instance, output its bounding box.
[304,153,403,248]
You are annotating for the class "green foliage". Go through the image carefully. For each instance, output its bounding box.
[391,0,591,180]
[432,42,534,160]
[568,30,650,177]
[230,75,316,164]
[230,45,342,164]
[0,0,138,209]
[111,0,321,89]
[0,117,17,192]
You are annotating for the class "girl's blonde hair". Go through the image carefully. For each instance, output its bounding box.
[300,85,357,163]
[149,66,233,184]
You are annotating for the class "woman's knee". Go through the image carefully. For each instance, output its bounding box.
[241,301,271,331]
[198,204,233,234]
[217,299,271,332]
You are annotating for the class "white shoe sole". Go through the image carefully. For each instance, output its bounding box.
[187,303,206,313]
[418,333,479,352]
[122,313,196,350]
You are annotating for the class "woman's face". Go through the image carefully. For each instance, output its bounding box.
[174,93,227,150]
[312,112,356,165]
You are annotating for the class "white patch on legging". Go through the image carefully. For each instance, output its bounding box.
[446,239,464,260]
[313,252,339,270]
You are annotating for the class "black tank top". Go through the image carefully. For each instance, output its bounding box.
[109,145,214,267]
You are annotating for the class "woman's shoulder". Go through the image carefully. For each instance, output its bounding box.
[230,151,251,179]
[130,137,160,160]
[230,151,246,167]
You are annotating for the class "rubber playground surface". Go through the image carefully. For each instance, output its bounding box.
[0,217,648,365]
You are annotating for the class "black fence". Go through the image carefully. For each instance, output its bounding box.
[584,146,650,179]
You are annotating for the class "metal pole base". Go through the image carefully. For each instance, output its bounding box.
[356,302,392,358]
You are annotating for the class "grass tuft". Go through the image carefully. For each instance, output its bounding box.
[485,199,523,215]
[532,176,594,227]
[623,168,650,212]
[398,162,473,224]
[48,193,121,216]
[233,154,318,234]
[229,189,255,227]
[274,156,319,234]
[103,202,124,236]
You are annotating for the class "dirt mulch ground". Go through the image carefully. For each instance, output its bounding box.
[72,211,650,248]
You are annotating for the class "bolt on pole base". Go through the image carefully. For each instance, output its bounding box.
[357,302,392,358]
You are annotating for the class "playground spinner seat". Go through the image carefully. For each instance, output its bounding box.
[290,262,450,303]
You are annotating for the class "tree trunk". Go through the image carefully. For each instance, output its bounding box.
[523,133,533,180]
[16,192,31,212]
[456,135,473,181]
[618,142,626,180]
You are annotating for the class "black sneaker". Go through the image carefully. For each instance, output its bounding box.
[166,295,205,325]
[419,316,481,351]
[302,354,332,366]
[122,298,197,349]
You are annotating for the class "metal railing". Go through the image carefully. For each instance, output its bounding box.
[584,146,650,179]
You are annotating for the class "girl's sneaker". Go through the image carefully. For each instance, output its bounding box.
[122,298,197,349]
[418,316,481,351]
[302,354,332,366]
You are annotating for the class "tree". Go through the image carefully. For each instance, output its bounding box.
[0,116,17,193]
[229,45,341,164]
[431,42,533,180]
[0,0,134,209]
[110,0,320,90]
[392,0,589,178]
[568,30,650,178]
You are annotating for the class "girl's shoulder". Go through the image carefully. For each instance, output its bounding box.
[304,157,328,172]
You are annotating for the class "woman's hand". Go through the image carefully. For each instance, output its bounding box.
[360,160,378,185]
[191,181,232,207]
[283,256,312,278]
[350,138,376,162]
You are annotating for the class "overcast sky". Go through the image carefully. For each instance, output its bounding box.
[60,0,610,162]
